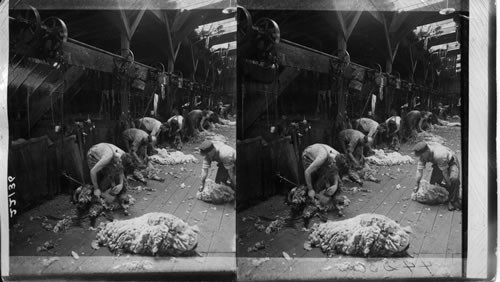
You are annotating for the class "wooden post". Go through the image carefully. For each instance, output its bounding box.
[385,58,393,118]
[337,36,347,118]
[328,9,362,124]
[120,31,130,118]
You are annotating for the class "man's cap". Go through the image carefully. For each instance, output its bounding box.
[199,140,215,154]
[412,141,428,153]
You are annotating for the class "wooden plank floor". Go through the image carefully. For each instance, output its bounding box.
[237,126,463,280]
[8,122,236,276]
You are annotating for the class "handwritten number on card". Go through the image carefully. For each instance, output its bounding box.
[8,176,17,218]
[9,197,16,207]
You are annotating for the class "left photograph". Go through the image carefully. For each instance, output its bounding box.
[5,0,236,279]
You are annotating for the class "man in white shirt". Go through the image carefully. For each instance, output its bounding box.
[199,140,236,191]
[136,117,167,138]
[413,141,461,211]
[165,111,184,149]
[385,115,401,150]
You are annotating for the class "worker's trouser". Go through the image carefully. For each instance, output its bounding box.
[215,163,235,188]
[430,162,461,205]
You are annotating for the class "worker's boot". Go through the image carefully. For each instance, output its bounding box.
[448,201,455,211]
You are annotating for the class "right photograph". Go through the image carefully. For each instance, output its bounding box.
[236,0,468,280]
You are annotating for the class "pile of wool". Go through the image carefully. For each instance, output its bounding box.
[288,185,327,219]
[53,215,74,233]
[265,217,286,234]
[414,132,446,144]
[73,185,135,224]
[96,212,199,256]
[287,186,347,220]
[196,179,235,204]
[149,149,198,165]
[437,119,461,127]
[132,162,165,183]
[192,131,228,144]
[217,118,236,127]
[411,180,449,205]
[74,185,106,221]
[347,164,380,184]
[366,149,415,166]
[307,213,412,257]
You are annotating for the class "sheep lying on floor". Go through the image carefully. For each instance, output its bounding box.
[149,149,198,165]
[73,185,133,226]
[131,161,165,184]
[307,213,412,257]
[196,179,234,204]
[287,185,350,227]
[96,212,199,256]
[414,132,446,144]
[411,180,449,205]
[366,149,415,166]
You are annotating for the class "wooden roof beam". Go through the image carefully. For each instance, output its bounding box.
[240,0,390,11]
[11,0,229,10]
[190,43,199,81]
[61,39,154,74]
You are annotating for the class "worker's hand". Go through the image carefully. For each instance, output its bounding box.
[198,184,204,192]
[93,188,101,197]
[110,184,123,196]
[307,189,315,200]
[414,182,420,193]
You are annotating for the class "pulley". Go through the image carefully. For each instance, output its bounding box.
[113,49,135,75]
[249,17,280,69]
[237,6,252,44]
[330,49,351,76]
[41,17,68,67]
[254,17,280,44]
[10,4,42,46]
[151,62,167,85]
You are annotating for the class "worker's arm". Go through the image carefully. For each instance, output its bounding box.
[325,173,339,196]
[175,119,182,134]
[393,119,401,134]
[150,123,160,137]
[130,139,144,165]
[90,151,113,196]
[341,137,360,167]
[199,116,207,131]
[437,158,452,187]
[415,159,425,191]
[368,125,378,138]
[441,168,451,187]
[347,145,361,168]
[226,164,236,186]
[111,172,125,195]
[417,116,424,132]
[200,158,211,190]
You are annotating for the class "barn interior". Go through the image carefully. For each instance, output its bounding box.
[7,0,237,278]
[236,0,468,279]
